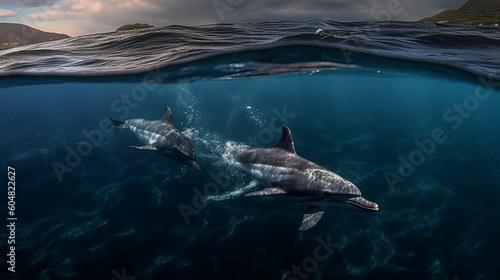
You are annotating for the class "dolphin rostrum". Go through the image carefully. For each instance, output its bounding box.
[110,106,201,171]
[233,125,378,231]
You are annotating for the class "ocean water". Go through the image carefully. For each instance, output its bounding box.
[1,20,500,280]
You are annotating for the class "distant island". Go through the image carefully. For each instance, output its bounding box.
[116,23,154,31]
[0,23,69,51]
[420,0,500,25]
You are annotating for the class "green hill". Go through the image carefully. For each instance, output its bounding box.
[116,23,154,31]
[0,23,70,50]
[420,0,500,25]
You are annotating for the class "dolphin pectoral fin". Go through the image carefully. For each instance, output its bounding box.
[110,118,128,129]
[129,145,157,151]
[244,187,287,197]
[299,206,325,231]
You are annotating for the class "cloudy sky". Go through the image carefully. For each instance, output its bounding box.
[0,0,466,36]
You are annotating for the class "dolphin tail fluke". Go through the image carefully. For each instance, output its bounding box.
[110,118,128,129]
[130,145,157,151]
[299,206,325,231]
[244,187,287,197]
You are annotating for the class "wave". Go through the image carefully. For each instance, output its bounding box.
[1,41,498,91]
[0,20,499,82]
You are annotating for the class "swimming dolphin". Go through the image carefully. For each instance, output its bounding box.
[233,125,378,231]
[110,106,201,171]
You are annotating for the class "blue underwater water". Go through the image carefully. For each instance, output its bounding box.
[1,21,500,280]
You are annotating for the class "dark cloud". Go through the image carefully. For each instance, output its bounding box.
[2,0,468,35]
[140,0,468,25]
[1,0,59,7]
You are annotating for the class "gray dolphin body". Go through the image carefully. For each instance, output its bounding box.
[110,106,201,171]
[233,125,378,231]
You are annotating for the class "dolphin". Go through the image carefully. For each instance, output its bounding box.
[233,125,378,231]
[110,106,201,171]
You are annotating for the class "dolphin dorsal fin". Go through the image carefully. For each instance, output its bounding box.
[274,125,296,154]
[160,106,173,124]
